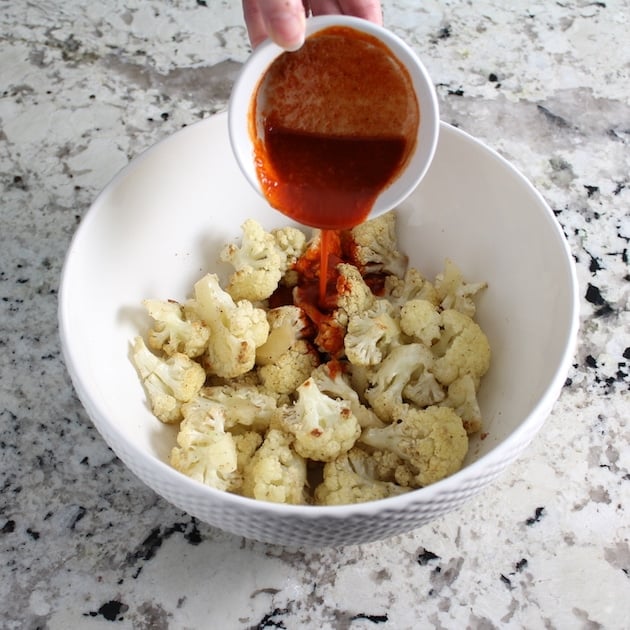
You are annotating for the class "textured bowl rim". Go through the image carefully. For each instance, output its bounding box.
[58,113,580,523]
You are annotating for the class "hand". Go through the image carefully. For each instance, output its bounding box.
[242,0,383,50]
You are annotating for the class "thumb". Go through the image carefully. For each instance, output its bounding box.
[258,0,306,50]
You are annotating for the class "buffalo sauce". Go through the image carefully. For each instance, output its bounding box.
[259,129,407,230]
[251,25,419,231]
[252,25,418,310]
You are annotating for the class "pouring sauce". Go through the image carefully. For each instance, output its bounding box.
[251,25,419,302]
[252,25,419,231]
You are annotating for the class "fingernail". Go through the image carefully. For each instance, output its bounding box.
[266,11,305,51]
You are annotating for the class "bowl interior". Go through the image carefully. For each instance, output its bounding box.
[59,113,577,509]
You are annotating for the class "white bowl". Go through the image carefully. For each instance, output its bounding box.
[59,112,579,547]
[228,15,439,224]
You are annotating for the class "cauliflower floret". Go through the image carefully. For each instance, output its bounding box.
[131,336,206,424]
[190,273,269,379]
[272,225,307,273]
[207,369,262,389]
[182,385,277,433]
[313,308,348,357]
[402,368,445,409]
[311,362,384,428]
[384,267,438,309]
[256,305,319,394]
[435,258,487,318]
[359,404,468,488]
[241,428,307,504]
[347,211,408,278]
[314,447,409,505]
[439,374,483,434]
[432,309,491,387]
[255,305,313,366]
[258,339,320,395]
[399,299,441,348]
[278,378,361,462]
[143,299,210,358]
[347,363,372,403]
[308,262,376,356]
[233,430,264,472]
[220,219,284,302]
[170,409,241,492]
[364,343,434,422]
[344,299,401,366]
[335,263,375,319]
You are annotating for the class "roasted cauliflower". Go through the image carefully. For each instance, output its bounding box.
[255,305,320,394]
[435,258,487,318]
[360,404,469,488]
[347,211,408,278]
[385,267,438,309]
[311,362,384,429]
[314,447,409,505]
[143,298,210,358]
[399,298,441,348]
[220,218,284,302]
[344,299,402,366]
[190,273,269,379]
[364,343,435,422]
[131,211,491,505]
[131,336,206,424]
[432,309,491,387]
[182,385,277,433]
[241,428,307,504]
[170,407,241,492]
[278,377,361,462]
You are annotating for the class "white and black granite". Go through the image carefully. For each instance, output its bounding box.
[1,1,628,628]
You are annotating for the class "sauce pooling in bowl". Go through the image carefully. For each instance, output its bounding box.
[251,25,420,231]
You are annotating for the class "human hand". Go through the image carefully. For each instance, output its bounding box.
[242,0,383,50]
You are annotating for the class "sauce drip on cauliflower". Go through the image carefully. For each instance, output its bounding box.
[131,211,490,505]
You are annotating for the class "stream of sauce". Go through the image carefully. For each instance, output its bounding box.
[251,25,419,303]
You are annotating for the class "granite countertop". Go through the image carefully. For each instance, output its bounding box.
[1,1,628,628]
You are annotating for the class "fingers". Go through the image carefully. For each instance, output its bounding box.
[338,0,382,23]
[242,0,267,48]
[242,0,383,50]
[309,0,382,23]
[243,0,307,50]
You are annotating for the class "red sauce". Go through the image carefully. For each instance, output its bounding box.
[325,359,346,379]
[258,128,407,230]
[362,273,388,296]
[251,25,419,231]
[318,229,334,302]
[253,26,419,323]
[270,229,390,357]
[267,284,293,309]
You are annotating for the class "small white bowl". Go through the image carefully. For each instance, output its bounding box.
[59,112,579,548]
[228,15,440,223]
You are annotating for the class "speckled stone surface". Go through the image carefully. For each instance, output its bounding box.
[1,1,628,628]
